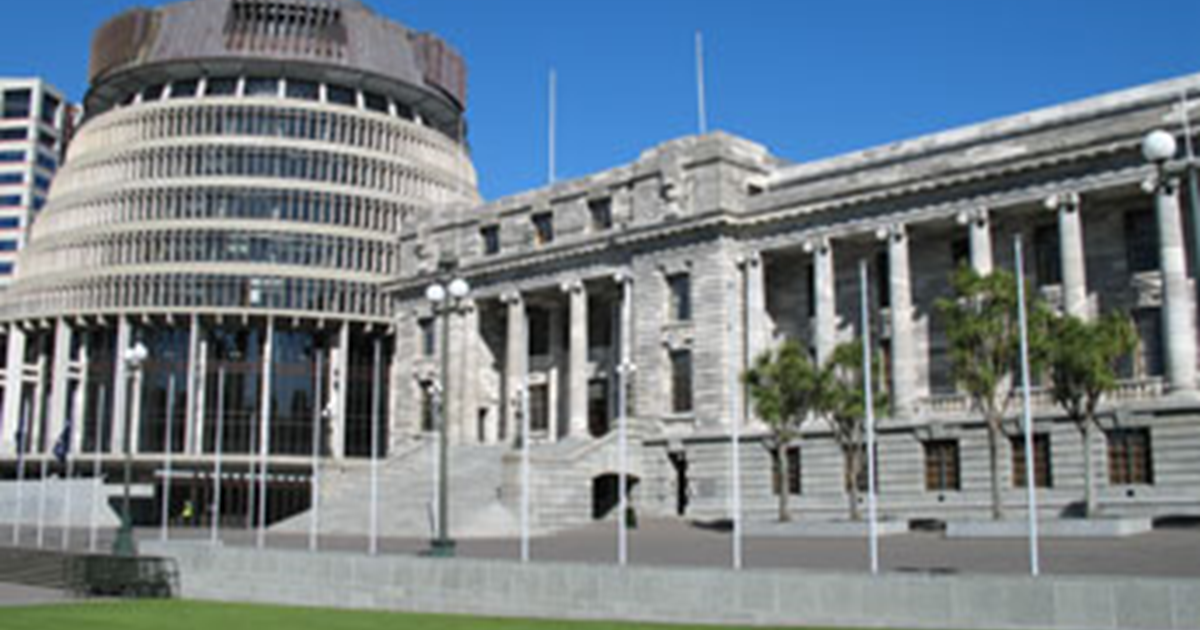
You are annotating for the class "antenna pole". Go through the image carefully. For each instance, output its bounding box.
[549,69,557,184]
[696,32,708,135]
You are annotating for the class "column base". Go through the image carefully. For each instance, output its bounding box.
[424,539,457,558]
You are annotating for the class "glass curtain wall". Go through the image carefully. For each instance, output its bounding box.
[344,329,391,458]
[135,326,190,454]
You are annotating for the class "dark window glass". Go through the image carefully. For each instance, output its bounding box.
[142,84,166,101]
[244,78,279,97]
[0,195,22,207]
[528,308,551,357]
[421,388,434,433]
[1125,209,1159,273]
[529,384,550,433]
[0,127,26,141]
[589,197,613,231]
[1012,434,1053,489]
[480,225,501,256]
[2,89,31,119]
[0,240,17,252]
[285,80,319,101]
[170,80,199,99]
[532,212,554,246]
[0,150,25,163]
[668,273,692,322]
[33,175,50,192]
[1034,224,1062,286]
[806,263,817,317]
[205,78,239,97]
[587,294,613,349]
[326,85,356,107]
[32,196,45,211]
[35,152,55,173]
[951,238,970,269]
[36,131,55,149]
[1133,308,1165,378]
[0,173,22,185]
[587,379,609,437]
[876,252,890,308]
[363,92,388,113]
[1108,428,1153,485]
[0,262,13,274]
[0,217,20,229]
[420,318,436,357]
[670,349,694,414]
[39,94,59,125]
[925,440,961,491]
[394,102,414,121]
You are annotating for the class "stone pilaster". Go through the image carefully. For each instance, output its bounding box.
[329,323,350,459]
[185,315,204,455]
[563,280,589,439]
[879,225,919,418]
[502,291,526,442]
[1,325,26,455]
[958,208,993,276]
[46,320,72,456]
[1048,192,1089,319]
[111,317,131,456]
[1151,177,1197,394]
[742,253,769,364]
[806,237,837,365]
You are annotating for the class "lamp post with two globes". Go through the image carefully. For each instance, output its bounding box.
[1143,128,1200,319]
[425,274,472,557]
[113,342,149,557]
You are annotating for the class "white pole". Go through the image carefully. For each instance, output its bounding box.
[1014,236,1041,577]
[309,352,323,553]
[212,366,225,546]
[429,413,439,538]
[37,452,48,549]
[730,260,745,571]
[549,69,557,185]
[696,31,708,136]
[13,402,28,546]
[860,260,880,575]
[257,319,275,550]
[617,277,632,567]
[89,385,108,553]
[520,308,532,564]
[61,413,75,551]
[369,338,382,556]
[161,373,177,542]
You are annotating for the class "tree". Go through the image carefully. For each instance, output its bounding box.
[935,267,1048,520]
[744,340,821,522]
[816,340,890,521]
[1046,313,1137,517]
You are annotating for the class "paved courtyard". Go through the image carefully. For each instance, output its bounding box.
[5,518,1200,578]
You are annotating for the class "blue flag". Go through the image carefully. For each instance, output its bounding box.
[53,415,72,466]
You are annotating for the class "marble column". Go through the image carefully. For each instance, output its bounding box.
[879,225,919,418]
[743,253,769,365]
[185,315,204,455]
[46,320,72,455]
[110,317,131,456]
[1152,177,1197,394]
[2,325,26,455]
[502,291,526,442]
[1048,192,1089,319]
[329,323,350,459]
[958,208,993,276]
[806,238,837,365]
[564,280,589,439]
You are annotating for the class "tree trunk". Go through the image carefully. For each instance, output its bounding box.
[1081,419,1096,518]
[777,442,790,523]
[847,448,861,522]
[987,417,1003,521]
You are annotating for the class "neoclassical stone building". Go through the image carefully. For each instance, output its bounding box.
[390,72,1200,530]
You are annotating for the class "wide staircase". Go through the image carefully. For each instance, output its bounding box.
[273,444,518,539]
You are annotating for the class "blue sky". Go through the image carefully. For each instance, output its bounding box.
[2,0,1198,200]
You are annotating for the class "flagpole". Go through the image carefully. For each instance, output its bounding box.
[89,386,107,553]
[731,258,746,571]
[1014,236,1041,577]
[696,31,708,135]
[548,68,557,185]
[617,277,632,567]
[256,318,275,550]
[37,451,49,549]
[61,412,75,551]
[860,260,880,575]
[369,338,382,556]
[13,403,28,546]
[212,366,226,546]
[161,373,177,542]
[309,352,323,553]
[520,308,532,564]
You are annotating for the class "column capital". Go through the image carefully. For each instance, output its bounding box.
[1044,191,1082,213]
[956,207,990,227]
[614,271,635,287]
[1143,173,1181,196]
[560,279,587,295]
[802,236,831,255]
[875,224,907,244]
[735,251,763,268]
[500,290,524,306]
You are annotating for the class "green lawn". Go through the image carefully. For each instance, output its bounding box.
[0,601,819,630]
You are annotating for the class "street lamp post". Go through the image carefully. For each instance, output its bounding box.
[425,275,471,558]
[1144,127,1200,320]
[113,342,148,557]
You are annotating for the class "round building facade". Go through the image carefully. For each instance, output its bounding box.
[0,0,478,526]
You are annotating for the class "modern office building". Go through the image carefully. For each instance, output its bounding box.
[0,78,70,289]
[2,0,1199,537]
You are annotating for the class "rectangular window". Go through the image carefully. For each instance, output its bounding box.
[668,273,692,322]
[587,295,613,349]
[326,85,357,107]
[0,195,22,207]
[528,307,551,358]
[0,127,26,141]
[532,212,554,246]
[419,318,436,357]
[33,175,50,192]
[670,349,694,414]
[1011,434,1053,489]
[0,262,13,275]
[421,389,434,432]
[876,252,890,308]
[32,196,45,211]
[1108,428,1153,485]
[244,78,279,97]
[40,93,60,125]
[589,197,613,232]
[0,151,25,163]
[1034,224,1062,286]
[1125,209,1159,274]
[0,217,20,229]
[1133,308,1165,378]
[36,131,55,150]
[951,238,970,270]
[480,225,501,256]
[285,79,319,101]
[0,173,22,185]
[0,240,18,252]
[169,80,199,99]
[142,84,166,102]
[35,152,55,173]
[924,440,961,491]
[205,77,239,97]
[587,379,609,437]
[2,89,31,119]
[772,446,802,496]
[363,92,388,113]
[529,384,550,433]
